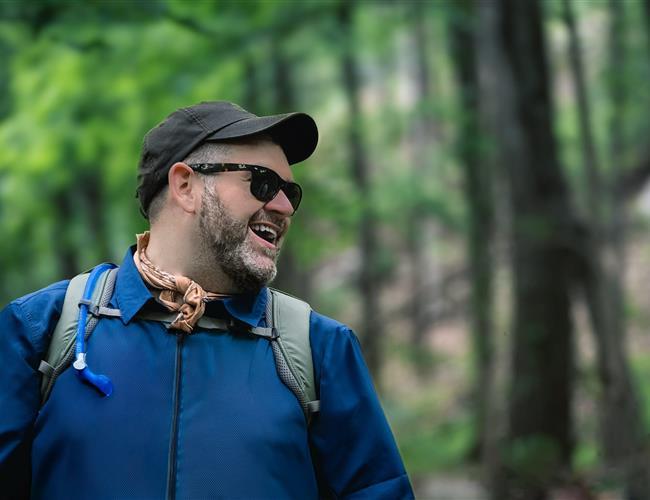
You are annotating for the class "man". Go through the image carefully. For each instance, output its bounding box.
[0,101,413,499]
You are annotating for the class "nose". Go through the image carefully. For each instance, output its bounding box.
[264,188,295,216]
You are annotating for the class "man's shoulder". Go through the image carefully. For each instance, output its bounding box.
[309,309,354,337]
[10,279,70,311]
[0,279,70,358]
[3,280,70,334]
[269,289,355,340]
[308,308,360,359]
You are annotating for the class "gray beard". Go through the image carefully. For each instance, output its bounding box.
[198,187,277,293]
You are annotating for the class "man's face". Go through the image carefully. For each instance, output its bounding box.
[196,140,295,293]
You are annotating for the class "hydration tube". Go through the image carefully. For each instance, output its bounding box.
[73,263,116,397]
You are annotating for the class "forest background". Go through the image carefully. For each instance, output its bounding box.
[2,0,650,499]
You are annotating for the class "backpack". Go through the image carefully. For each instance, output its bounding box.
[38,263,320,421]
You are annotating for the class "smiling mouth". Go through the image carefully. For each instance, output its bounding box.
[249,222,279,246]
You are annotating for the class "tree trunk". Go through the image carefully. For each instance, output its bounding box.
[561,0,602,220]
[338,0,383,379]
[0,37,12,120]
[448,0,495,467]
[242,54,260,113]
[52,190,78,280]
[564,1,649,496]
[269,35,313,301]
[478,0,576,497]
[643,0,650,53]
[606,0,628,342]
[80,171,111,263]
[407,0,434,353]
[580,257,649,499]
[604,1,649,496]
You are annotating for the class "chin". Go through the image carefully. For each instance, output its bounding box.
[224,256,277,293]
[248,261,278,288]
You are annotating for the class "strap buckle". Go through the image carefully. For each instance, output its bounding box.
[78,298,100,317]
[78,299,121,318]
[227,318,251,335]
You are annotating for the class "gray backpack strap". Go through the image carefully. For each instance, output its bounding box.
[136,310,230,332]
[265,288,320,420]
[136,289,320,421]
[39,267,119,405]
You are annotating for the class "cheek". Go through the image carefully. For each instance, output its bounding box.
[218,188,258,218]
[234,200,264,223]
[282,219,292,235]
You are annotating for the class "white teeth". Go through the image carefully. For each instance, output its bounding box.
[251,224,277,239]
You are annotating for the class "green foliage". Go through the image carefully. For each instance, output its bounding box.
[631,354,650,431]
[401,416,474,475]
[2,1,650,492]
[389,392,475,476]
[573,441,599,472]
[503,435,563,486]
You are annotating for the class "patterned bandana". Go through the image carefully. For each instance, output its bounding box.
[133,231,229,333]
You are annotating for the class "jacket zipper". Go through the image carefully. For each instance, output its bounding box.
[166,332,185,500]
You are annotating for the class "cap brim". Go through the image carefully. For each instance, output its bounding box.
[204,112,318,165]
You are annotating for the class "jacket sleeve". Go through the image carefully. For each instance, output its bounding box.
[0,283,67,498]
[309,314,414,499]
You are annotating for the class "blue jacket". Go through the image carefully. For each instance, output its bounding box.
[0,248,413,499]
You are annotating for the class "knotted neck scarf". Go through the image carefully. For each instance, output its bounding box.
[133,231,230,333]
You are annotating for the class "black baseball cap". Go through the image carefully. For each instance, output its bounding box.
[136,101,319,218]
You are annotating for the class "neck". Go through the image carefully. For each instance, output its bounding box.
[145,229,238,294]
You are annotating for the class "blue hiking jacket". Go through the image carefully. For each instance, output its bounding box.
[0,248,413,499]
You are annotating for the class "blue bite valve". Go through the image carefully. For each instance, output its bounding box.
[74,354,114,397]
[73,263,116,398]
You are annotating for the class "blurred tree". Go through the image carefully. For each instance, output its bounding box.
[448,0,495,469]
[562,0,650,497]
[269,34,314,302]
[3,2,650,495]
[242,52,261,114]
[645,0,650,56]
[51,188,78,279]
[405,0,435,355]
[0,36,13,121]
[478,0,576,497]
[606,0,628,310]
[337,0,383,379]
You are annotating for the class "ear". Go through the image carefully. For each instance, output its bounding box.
[167,162,201,215]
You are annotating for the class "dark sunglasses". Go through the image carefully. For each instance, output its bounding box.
[189,163,303,213]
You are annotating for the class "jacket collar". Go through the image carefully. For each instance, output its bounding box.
[113,246,268,328]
